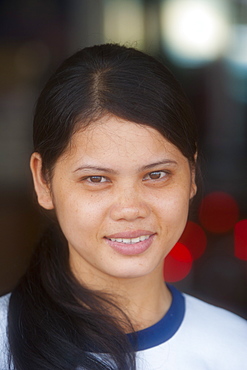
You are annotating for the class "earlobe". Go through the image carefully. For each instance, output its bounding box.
[190,157,197,200]
[30,152,54,210]
[190,181,197,199]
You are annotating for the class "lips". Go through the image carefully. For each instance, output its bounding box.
[107,235,150,244]
[105,230,154,239]
[104,230,156,255]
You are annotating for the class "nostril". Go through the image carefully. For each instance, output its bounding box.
[110,204,150,221]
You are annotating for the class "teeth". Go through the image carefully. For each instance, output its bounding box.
[109,235,150,244]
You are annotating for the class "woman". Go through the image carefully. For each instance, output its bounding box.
[0,44,246,370]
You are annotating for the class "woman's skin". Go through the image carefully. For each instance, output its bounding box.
[30,114,197,331]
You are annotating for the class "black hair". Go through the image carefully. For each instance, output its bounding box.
[33,43,197,177]
[8,43,198,369]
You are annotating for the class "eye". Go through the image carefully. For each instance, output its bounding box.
[143,171,168,181]
[84,176,108,183]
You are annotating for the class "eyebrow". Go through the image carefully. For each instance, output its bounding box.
[73,160,177,174]
[73,166,116,174]
[140,160,177,171]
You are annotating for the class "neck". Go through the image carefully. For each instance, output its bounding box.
[112,273,172,332]
[73,262,172,332]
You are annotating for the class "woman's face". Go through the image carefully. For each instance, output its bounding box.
[31,115,196,285]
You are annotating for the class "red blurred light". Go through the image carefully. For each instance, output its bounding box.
[179,221,207,260]
[234,219,247,261]
[163,242,193,282]
[199,192,239,233]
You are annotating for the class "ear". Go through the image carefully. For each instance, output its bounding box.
[190,176,197,199]
[30,152,54,210]
[190,153,198,199]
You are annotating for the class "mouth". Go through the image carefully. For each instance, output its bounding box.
[104,231,155,256]
[106,235,151,244]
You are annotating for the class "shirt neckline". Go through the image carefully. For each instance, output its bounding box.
[127,284,185,351]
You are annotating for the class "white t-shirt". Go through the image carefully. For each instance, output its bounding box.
[130,285,247,369]
[0,285,246,370]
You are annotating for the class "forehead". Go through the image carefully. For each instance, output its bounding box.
[60,115,186,167]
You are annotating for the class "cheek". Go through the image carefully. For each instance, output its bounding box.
[155,190,190,232]
[154,185,190,214]
[53,191,108,238]
[171,193,190,221]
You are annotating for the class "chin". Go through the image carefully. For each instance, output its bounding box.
[104,263,159,281]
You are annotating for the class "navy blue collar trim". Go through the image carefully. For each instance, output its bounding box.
[127,284,185,351]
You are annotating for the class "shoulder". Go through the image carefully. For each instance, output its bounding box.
[0,293,10,334]
[136,288,247,369]
[0,292,10,309]
[181,293,247,368]
[184,293,247,334]
[0,293,11,369]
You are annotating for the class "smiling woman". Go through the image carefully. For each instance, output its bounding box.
[0,44,246,370]
[31,117,195,285]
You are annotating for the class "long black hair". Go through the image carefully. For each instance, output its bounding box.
[8,43,198,369]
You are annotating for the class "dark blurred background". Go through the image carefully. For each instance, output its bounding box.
[0,0,246,318]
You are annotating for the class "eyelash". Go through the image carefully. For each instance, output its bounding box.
[143,171,168,181]
[83,176,109,183]
[81,171,169,184]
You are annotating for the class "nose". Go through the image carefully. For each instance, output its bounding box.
[109,185,150,222]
